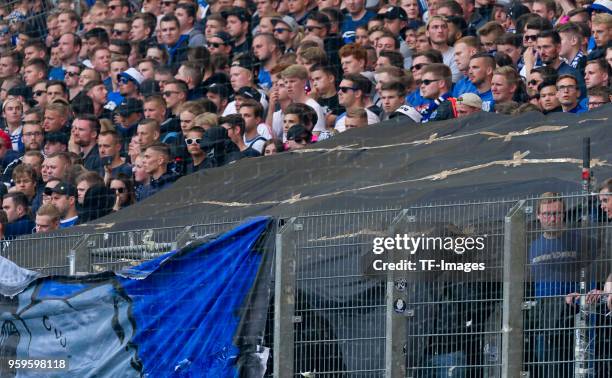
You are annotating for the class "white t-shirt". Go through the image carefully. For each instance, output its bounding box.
[334,108,380,133]
[272,110,284,139]
[304,98,327,133]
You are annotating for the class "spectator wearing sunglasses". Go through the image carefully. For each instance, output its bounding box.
[418,63,456,122]
[110,173,136,211]
[183,126,207,173]
[106,0,131,21]
[335,73,380,132]
[117,68,144,101]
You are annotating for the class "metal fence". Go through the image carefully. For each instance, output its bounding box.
[2,193,611,377]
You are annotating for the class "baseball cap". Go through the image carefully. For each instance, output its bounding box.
[222,7,251,23]
[116,98,144,116]
[271,15,299,33]
[384,6,408,21]
[140,79,160,97]
[200,127,229,149]
[7,85,32,100]
[206,83,231,99]
[456,93,483,109]
[235,86,261,102]
[589,0,612,13]
[231,55,255,71]
[286,124,312,142]
[211,31,233,46]
[50,182,77,197]
[118,67,145,86]
[45,132,69,145]
[508,3,531,21]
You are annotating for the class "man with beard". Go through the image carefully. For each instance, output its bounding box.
[536,30,586,100]
[71,114,103,174]
[251,33,281,91]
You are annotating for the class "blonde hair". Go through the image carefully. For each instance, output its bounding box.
[193,112,218,129]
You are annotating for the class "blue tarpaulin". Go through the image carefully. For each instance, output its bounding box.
[0,216,272,377]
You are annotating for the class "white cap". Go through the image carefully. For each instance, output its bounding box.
[119,67,145,86]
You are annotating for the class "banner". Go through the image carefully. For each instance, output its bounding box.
[0,217,272,377]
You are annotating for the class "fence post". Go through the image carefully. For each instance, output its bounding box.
[386,209,410,378]
[71,235,92,275]
[502,200,526,378]
[274,217,299,378]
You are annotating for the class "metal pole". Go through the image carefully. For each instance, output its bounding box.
[501,200,526,378]
[386,209,409,378]
[273,218,298,378]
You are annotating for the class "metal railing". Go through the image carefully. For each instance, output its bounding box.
[2,193,612,377]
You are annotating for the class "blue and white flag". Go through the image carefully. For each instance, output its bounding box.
[0,217,272,377]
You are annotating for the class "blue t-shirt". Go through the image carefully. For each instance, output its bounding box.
[258,68,272,92]
[341,11,376,44]
[48,67,65,81]
[60,216,79,229]
[406,89,434,108]
[478,90,494,112]
[567,102,588,114]
[451,75,478,98]
[529,231,585,297]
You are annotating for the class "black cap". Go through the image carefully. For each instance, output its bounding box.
[206,83,231,99]
[383,6,408,21]
[211,31,233,46]
[221,7,251,23]
[231,55,255,71]
[236,86,261,102]
[286,124,312,142]
[508,3,531,21]
[50,182,77,197]
[199,127,229,149]
[140,79,160,97]
[45,132,69,145]
[8,85,32,100]
[116,98,144,117]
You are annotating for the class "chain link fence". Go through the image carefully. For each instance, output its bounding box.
[2,193,611,376]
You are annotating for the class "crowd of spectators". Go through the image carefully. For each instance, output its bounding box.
[0,0,610,238]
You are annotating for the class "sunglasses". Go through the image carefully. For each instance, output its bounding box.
[65,71,79,77]
[208,42,225,48]
[273,28,290,33]
[185,138,202,145]
[0,28,9,36]
[112,187,126,194]
[528,79,540,86]
[161,1,176,5]
[112,29,128,35]
[410,63,428,71]
[523,35,537,41]
[108,5,118,10]
[306,26,323,32]
[339,86,357,93]
[420,79,440,86]
[34,90,45,96]
[118,77,132,85]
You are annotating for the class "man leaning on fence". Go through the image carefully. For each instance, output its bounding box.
[528,192,588,378]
